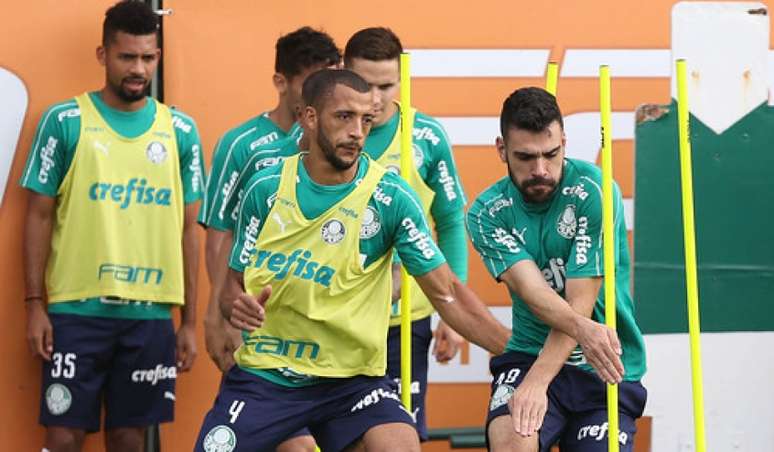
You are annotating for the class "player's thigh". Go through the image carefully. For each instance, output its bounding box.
[104,318,176,430]
[40,314,116,433]
[487,414,538,452]
[312,376,417,452]
[559,410,639,452]
[359,422,420,452]
[487,352,566,452]
[558,378,647,452]
[195,367,315,452]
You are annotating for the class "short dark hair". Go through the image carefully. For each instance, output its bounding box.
[102,1,159,47]
[275,27,341,79]
[344,27,403,65]
[302,69,370,111]
[500,87,564,137]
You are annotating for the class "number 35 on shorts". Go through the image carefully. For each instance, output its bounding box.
[51,352,77,379]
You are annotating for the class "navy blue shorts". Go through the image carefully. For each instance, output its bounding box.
[216,369,312,443]
[195,367,415,452]
[486,351,647,452]
[386,316,432,441]
[39,314,176,432]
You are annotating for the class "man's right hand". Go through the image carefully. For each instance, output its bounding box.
[25,299,53,361]
[228,286,271,332]
[204,316,243,372]
[575,317,624,384]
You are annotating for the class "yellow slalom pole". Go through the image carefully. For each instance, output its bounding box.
[399,52,413,411]
[545,62,559,96]
[599,65,620,452]
[675,59,707,452]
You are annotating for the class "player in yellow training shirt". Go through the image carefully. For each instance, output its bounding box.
[20,2,203,451]
[200,27,340,452]
[195,68,510,452]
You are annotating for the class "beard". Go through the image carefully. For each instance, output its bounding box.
[110,76,150,103]
[507,157,560,203]
[318,128,361,171]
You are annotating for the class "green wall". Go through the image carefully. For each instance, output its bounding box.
[634,100,774,333]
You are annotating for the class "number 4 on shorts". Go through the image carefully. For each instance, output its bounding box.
[229,400,245,424]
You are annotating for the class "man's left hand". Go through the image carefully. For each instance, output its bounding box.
[176,323,198,372]
[508,376,549,438]
[432,320,464,363]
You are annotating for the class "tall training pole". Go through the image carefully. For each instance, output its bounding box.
[545,61,559,96]
[599,64,620,452]
[676,58,707,452]
[399,52,413,411]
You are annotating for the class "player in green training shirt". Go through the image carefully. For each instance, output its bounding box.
[198,27,340,244]
[214,135,303,234]
[466,87,646,452]
[20,2,203,450]
[344,27,467,439]
[196,69,510,452]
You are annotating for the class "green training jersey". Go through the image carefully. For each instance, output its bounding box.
[213,135,300,232]
[199,111,301,228]
[466,158,646,381]
[366,108,468,325]
[19,92,204,319]
[365,109,467,277]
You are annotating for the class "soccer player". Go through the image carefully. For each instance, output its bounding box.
[198,26,340,276]
[20,2,203,450]
[194,68,511,452]
[200,29,339,452]
[201,24,339,372]
[343,27,467,438]
[466,87,647,452]
[206,134,314,452]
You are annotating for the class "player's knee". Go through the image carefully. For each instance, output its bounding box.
[276,434,317,452]
[105,427,145,452]
[488,416,538,452]
[45,426,86,452]
[361,422,420,452]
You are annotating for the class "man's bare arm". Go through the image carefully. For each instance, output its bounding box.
[23,192,56,360]
[505,276,604,437]
[414,264,510,355]
[204,229,228,283]
[500,260,623,382]
[203,230,244,371]
[519,276,604,384]
[181,203,201,325]
[177,203,201,371]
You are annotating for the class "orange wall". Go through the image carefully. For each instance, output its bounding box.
[1,1,762,450]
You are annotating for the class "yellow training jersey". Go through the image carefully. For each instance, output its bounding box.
[238,154,393,377]
[46,93,185,305]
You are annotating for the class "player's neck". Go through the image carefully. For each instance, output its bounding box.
[99,87,147,112]
[302,149,359,186]
[374,102,398,128]
[268,101,296,132]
